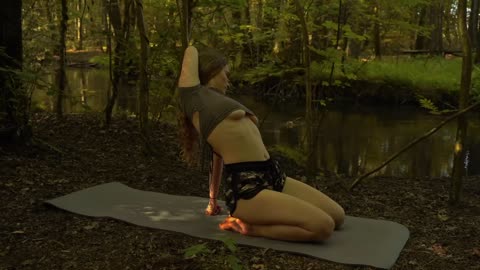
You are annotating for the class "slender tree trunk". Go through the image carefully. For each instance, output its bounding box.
[415,6,427,50]
[373,1,381,59]
[293,0,312,120]
[294,0,315,170]
[471,0,480,63]
[135,0,150,140]
[329,0,343,84]
[450,0,472,205]
[429,1,444,54]
[56,0,68,118]
[444,0,454,49]
[469,0,479,49]
[77,0,87,50]
[178,0,193,50]
[256,0,264,63]
[244,0,256,66]
[102,0,109,52]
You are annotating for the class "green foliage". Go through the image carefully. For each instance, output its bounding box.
[220,236,237,253]
[226,255,243,270]
[417,96,441,114]
[183,243,211,259]
[219,237,244,270]
[470,65,480,101]
[357,57,464,93]
[89,55,110,67]
[20,0,471,116]
[182,238,245,270]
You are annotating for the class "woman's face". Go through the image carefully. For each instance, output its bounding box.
[208,65,230,94]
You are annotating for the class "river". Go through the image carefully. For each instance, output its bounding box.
[33,69,480,178]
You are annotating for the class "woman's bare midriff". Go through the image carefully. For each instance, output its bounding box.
[193,110,269,164]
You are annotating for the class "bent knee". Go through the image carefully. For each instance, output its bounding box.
[333,206,346,229]
[306,216,335,242]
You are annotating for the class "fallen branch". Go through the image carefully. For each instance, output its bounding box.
[349,100,480,190]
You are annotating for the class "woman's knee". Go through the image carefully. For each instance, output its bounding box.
[332,205,345,229]
[305,215,335,242]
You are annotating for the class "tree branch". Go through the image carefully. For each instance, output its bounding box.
[349,100,480,190]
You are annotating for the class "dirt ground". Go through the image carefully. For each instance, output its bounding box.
[1,113,479,270]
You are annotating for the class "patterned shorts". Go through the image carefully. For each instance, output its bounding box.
[223,159,286,215]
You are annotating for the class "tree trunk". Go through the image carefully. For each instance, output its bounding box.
[0,0,29,143]
[178,0,193,50]
[415,6,427,50]
[56,0,68,118]
[77,0,87,50]
[429,1,444,54]
[135,0,150,140]
[472,0,480,63]
[102,0,109,52]
[104,0,133,127]
[293,0,314,166]
[373,1,381,59]
[293,0,312,120]
[330,0,344,82]
[450,0,472,205]
[443,0,454,48]
[469,0,479,49]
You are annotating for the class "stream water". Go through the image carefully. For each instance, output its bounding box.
[33,69,480,178]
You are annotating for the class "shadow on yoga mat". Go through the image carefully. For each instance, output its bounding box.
[46,182,409,269]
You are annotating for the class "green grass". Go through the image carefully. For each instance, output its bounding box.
[354,56,465,93]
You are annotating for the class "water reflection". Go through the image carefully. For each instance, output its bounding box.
[32,69,480,178]
[32,69,138,114]
[237,96,480,178]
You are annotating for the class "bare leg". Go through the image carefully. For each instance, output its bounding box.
[282,177,345,229]
[229,189,335,242]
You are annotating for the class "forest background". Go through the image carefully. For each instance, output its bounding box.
[3,0,480,194]
[1,1,480,269]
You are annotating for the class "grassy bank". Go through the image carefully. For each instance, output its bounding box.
[68,51,480,107]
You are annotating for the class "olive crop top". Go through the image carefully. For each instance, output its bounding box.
[177,84,255,144]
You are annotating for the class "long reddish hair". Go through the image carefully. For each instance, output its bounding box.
[177,111,199,167]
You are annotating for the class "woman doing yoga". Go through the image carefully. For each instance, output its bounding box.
[177,46,345,242]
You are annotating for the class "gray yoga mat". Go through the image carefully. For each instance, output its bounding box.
[46,182,409,269]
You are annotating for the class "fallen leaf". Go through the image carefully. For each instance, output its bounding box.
[437,209,449,221]
[83,222,99,230]
[430,243,447,257]
[408,260,417,265]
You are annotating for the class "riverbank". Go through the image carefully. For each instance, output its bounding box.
[66,51,473,108]
[1,113,479,269]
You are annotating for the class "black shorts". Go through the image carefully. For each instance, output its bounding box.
[223,159,286,215]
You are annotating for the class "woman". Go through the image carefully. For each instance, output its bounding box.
[177,46,344,242]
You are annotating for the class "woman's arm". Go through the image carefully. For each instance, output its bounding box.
[178,46,201,88]
[206,152,223,215]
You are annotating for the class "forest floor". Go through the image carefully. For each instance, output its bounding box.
[1,113,479,270]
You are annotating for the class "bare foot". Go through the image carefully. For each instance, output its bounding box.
[219,216,251,235]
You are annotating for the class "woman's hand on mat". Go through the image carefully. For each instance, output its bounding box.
[205,199,222,216]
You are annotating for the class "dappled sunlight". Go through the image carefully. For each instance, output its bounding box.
[116,204,201,222]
